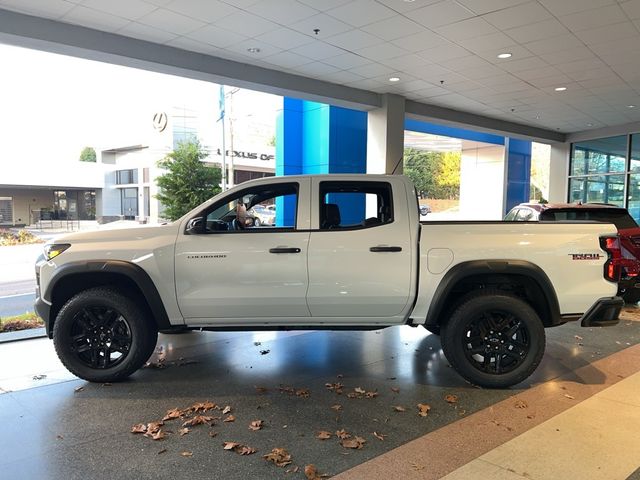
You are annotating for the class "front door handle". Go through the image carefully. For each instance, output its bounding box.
[370,246,402,252]
[269,247,301,254]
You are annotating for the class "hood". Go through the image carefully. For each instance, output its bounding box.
[51,222,178,244]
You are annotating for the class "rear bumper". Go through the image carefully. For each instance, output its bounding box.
[580,296,623,327]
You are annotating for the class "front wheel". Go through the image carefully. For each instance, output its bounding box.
[441,291,545,388]
[53,287,158,383]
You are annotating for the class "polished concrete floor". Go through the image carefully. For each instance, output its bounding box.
[1,311,639,480]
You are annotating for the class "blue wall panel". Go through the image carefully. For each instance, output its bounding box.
[505,138,532,213]
[405,119,505,146]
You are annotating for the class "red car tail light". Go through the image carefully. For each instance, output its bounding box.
[600,236,623,282]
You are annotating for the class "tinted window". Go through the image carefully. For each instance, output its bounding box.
[319,181,393,230]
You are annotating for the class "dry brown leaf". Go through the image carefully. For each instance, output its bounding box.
[417,403,431,417]
[325,382,344,394]
[411,462,425,471]
[190,401,216,412]
[373,431,386,441]
[296,388,310,398]
[223,415,236,423]
[445,394,458,404]
[223,441,240,450]
[222,406,232,414]
[335,429,351,439]
[390,387,400,393]
[393,405,406,412]
[255,386,269,394]
[163,407,183,421]
[304,464,328,480]
[249,420,264,431]
[341,436,366,449]
[181,451,193,457]
[316,430,332,440]
[365,391,378,398]
[354,387,366,394]
[149,430,167,441]
[179,427,190,436]
[564,394,575,399]
[514,400,528,409]
[209,430,218,438]
[286,466,301,474]
[131,423,147,434]
[263,447,292,467]
[182,415,214,427]
[331,404,342,412]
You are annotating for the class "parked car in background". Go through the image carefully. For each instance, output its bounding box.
[249,204,276,226]
[505,202,640,303]
[419,204,431,216]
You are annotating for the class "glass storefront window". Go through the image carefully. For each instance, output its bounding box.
[569,175,625,205]
[570,135,627,175]
[631,134,640,173]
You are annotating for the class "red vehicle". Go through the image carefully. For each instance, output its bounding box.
[505,202,640,303]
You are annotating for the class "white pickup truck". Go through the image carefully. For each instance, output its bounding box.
[35,174,623,388]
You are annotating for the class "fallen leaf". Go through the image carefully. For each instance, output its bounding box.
[316,431,332,440]
[341,436,366,449]
[373,432,386,441]
[564,394,575,400]
[390,387,400,394]
[181,451,193,457]
[354,387,366,394]
[236,445,256,455]
[223,415,236,423]
[296,388,311,398]
[304,464,328,480]
[445,394,458,404]
[249,420,264,431]
[514,400,528,409]
[188,401,216,413]
[74,386,84,393]
[286,466,301,474]
[335,429,351,439]
[222,406,232,414]
[574,335,583,341]
[325,382,344,394]
[223,441,240,450]
[393,406,406,412]
[182,415,214,427]
[417,403,431,417]
[163,408,183,421]
[255,386,269,394]
[263,447,292,467]
[331,404,342,412]
[411,462,425,471]
[365,391,378,398]
[209,430,218,438]
[157,448,167,455]
[149,430,167,441]
[179,428,190,436]
[131,423,147,434]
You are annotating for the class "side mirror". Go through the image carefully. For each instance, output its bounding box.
[186,217,204,234]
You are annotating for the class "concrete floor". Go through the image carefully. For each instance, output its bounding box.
[1,312,639,480]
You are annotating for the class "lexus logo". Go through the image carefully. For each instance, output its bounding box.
[152,112,168,132]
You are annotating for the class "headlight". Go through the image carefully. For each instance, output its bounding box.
[44,243,71,261]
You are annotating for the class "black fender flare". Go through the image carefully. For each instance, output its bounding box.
[424,260,561,327]
[44,260,171,334]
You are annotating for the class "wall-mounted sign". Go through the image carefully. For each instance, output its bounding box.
[214,148,274,161]
[152,112,168,132]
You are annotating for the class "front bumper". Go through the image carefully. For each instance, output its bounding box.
[580,296,623,327]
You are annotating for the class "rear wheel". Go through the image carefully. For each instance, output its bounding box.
[53,287,158,382]
[441,291,545,388]
[622,288,640,304]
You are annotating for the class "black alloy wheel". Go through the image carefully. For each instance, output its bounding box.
[53,287,158,382]
[441,290,545,388]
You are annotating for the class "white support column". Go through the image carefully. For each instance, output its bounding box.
[367,94,405,174]
[548,143,570,202]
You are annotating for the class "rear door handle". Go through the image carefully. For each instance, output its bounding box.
[370,246,402,252]
[269,247,301,254]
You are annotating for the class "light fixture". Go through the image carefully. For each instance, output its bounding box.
[497,52,512,59]
[554,86,567,92]
[587,123,593,127]
[628,105,636,108]
[389,77,400,82]
[246,47,261,53]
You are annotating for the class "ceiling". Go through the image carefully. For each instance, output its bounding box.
[1,0,640,135]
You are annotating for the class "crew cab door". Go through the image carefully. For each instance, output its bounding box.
[174,178,311,320]
[306,179,413,318]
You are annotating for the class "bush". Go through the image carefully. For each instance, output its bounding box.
[0,313,44,333]
[0,229,43,246]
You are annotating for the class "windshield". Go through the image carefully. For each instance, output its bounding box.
[539,208,638,229]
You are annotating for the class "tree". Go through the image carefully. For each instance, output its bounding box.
[436,151,461,200]
[155,140,221,221]
[403,148,460,200]
[79,146,96,162]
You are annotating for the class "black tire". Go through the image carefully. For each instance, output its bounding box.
[53,287,158,383]
[254,218,261,227]
[441,291,545,389]
[622,288,640,304]
[423,325,440,336]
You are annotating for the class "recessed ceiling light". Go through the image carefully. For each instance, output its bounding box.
[587,123,593,127]
[497,52,512,59]
[628,105,636,108]
[389,77,400,82]
[247,47,261,53]
[403,0,416,2]
[554,87,567,92]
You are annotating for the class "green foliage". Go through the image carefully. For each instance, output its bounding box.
[155,140,221,221]
[0,312,44,333]
[0,229,43,246]
[403,148,461,200]
[79,146,97,162]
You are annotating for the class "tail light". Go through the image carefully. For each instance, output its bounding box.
[600,236,622,282]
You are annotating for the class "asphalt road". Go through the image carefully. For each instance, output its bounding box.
[0,279,36,318]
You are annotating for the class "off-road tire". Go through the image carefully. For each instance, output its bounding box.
[622,288,640,304]
[441,290,545,388]
[53,287,158,382]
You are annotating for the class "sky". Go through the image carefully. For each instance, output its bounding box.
[0,43,281,166]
